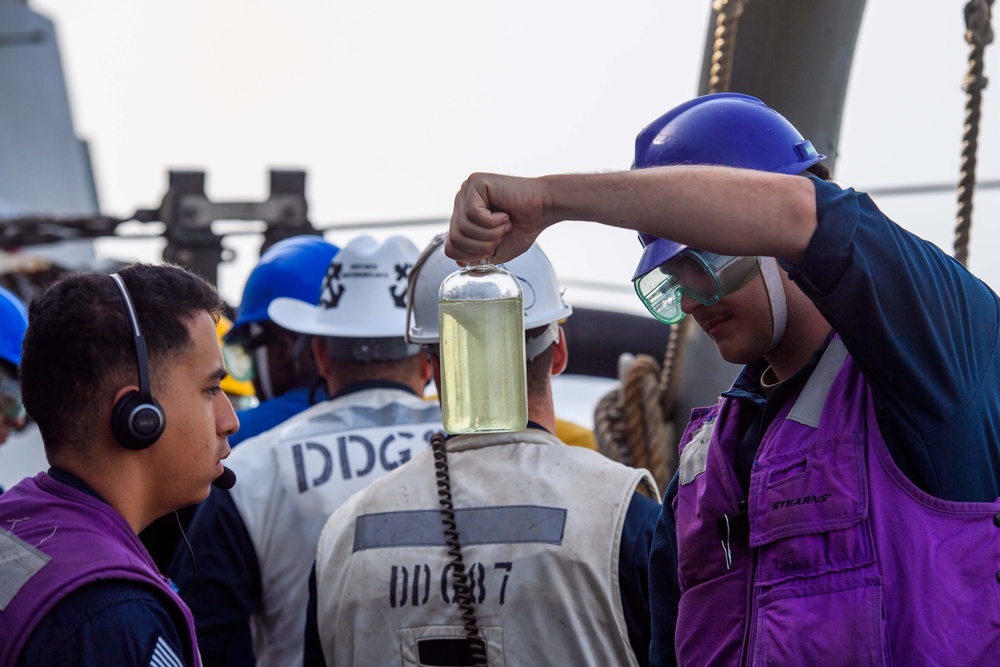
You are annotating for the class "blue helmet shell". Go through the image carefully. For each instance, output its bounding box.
[633,92,825,174]
[229,235,340,340]
[0,286,28,367]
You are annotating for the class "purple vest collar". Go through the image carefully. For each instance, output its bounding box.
[0,472,201,665]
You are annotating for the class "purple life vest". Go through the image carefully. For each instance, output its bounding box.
[0,472,201,666]
[672,338,1000,665]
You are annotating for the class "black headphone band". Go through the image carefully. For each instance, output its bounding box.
[110,273,154,402]
[109,272,164,450]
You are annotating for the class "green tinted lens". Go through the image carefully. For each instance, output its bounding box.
[662,252,725,304]
[635,251,759,324]
[660,251,760,305]
[708,254,760,296]
[222,343,256,382]
[0,375,24,420]
[635,249,746,324]
[634,269,686,324]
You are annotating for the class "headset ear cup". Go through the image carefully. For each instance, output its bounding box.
[111,390,166,450]
[110,390,136,448]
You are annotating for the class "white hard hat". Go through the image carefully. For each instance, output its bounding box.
[407,233,573,345]
[269,235,419,340]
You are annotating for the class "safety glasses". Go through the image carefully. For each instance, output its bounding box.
[0,367,24,421]
[633,248,759,325]
[221,322,272,383]
[222,342,256,383]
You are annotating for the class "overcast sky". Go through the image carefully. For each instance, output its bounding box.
[27,0,1000,309]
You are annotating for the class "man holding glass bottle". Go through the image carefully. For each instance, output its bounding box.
[445,93,1000,666]
[305,235,661,667]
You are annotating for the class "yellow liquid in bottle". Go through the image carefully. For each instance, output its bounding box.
[439,296,527,434]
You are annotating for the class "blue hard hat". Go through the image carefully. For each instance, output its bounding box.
[0,286,28,367]
[632,92,826,280]
[633,92,825,173]
[229,235,340,340]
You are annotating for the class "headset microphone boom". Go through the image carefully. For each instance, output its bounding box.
[213,466,236,490]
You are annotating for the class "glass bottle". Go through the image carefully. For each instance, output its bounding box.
[438,259,527,434]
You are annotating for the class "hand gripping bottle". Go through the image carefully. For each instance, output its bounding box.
[438,260,527,433]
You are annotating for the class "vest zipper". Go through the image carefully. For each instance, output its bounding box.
[740,547,758,665]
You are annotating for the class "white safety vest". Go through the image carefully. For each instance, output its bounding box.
[313,428,659,666]
[227,387,442,667]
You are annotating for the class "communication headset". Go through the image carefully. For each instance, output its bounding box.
[109,273,166,450]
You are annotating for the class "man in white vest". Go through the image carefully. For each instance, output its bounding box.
[305,234,662,667]
[168,235,442,666]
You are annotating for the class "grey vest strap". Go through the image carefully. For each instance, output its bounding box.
[679,420,714,486]
[787,338,849,428]
[354,505,566,551]
[0,527,50,610]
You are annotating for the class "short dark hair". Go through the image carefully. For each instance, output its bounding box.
[805,162,831,181]
[21,263,224,456]
[322,338,425,387]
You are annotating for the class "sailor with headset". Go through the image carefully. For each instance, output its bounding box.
[141,237,335,589]
[0,264,237,667]
[170,235,443,667]
[305,235,661,667]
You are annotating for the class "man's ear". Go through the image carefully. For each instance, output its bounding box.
[551,326,568,377]
[112,384,141,405]
[417,352,433,385]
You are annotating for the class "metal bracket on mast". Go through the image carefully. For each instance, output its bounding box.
[132,169,318,285]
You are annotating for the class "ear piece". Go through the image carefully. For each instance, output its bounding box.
[109,273,166,450]
[111,389,165,450]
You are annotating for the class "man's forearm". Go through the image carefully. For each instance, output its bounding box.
[541,166,818,263]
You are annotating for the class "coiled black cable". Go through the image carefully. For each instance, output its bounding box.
[430,431,488,667]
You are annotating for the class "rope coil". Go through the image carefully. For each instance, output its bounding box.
[955,0,995,266]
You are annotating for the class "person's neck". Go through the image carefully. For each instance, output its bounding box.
[52,452,151,534]
[527,391,557,434]
[764,309,833,382]
[326,376,425,400]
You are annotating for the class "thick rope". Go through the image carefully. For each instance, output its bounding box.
[709,0,750,94]
[624,355,675,488]
[657,318,688,420]
[955,0,995,266]
[594,384,633,466]
[592,341,685,491]
[593,0,746,489]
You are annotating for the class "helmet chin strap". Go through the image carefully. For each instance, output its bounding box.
[254,346,276,401]
[525,322,560,362]
[759,257,787,350]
